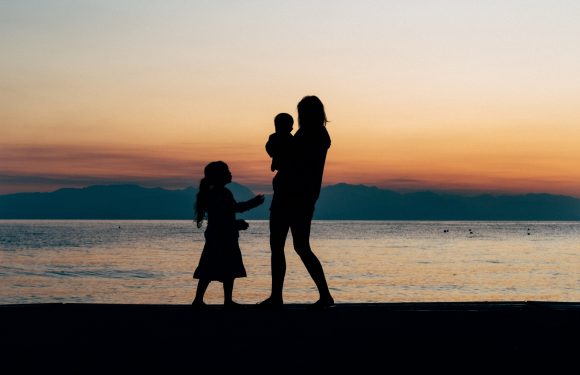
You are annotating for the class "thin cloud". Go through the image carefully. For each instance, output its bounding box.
[2,144,578,197]
[0,143,272,194]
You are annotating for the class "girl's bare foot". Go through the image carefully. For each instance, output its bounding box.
[224,301,243,309]
[257,297,283,309]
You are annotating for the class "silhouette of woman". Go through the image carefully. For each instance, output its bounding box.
[260,95,335,309]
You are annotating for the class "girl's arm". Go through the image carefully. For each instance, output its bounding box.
[234,194,265,213]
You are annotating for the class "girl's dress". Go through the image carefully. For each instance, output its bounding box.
[193,186,255,282]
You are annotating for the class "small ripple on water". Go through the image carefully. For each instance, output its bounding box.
[43,268,162,279]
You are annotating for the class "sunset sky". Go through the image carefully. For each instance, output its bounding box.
[2,1,580,196]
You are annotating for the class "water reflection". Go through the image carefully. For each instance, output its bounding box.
[0,220,579,304]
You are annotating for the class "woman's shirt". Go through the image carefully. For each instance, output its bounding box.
[289,125,331,204]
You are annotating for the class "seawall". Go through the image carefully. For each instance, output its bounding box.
[2,302,578,371]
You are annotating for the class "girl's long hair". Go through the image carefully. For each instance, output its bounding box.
[194,177,210,228]
[194,161,229,228]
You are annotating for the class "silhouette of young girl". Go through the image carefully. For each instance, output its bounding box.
[192,161,264,307]
[260,95,335,309]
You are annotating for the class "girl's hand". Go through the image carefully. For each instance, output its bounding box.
[253,194,265,206]
[236,220,249,231]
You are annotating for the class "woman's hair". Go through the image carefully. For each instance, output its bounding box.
[194,161,229,228]
[297,95,328,128]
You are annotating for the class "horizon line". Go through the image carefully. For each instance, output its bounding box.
[1,181,579,199]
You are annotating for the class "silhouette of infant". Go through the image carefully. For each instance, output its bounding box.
[266,113,293,172]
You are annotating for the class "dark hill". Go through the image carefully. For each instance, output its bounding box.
[1,183,579,220]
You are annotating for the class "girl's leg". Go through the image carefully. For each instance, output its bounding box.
[192,279,210,306]
[223,278,235,305]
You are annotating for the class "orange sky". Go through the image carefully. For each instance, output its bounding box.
[1,1,580,197]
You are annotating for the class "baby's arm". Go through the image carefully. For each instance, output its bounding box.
[265,133,278,158]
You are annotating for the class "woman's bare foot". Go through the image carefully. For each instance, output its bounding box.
[257,296,283,309]
[308,297,335,310]
[191,300,207,308]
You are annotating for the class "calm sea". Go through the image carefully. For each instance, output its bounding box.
[0,220,578,305]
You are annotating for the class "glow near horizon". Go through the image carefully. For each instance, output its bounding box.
[1,1,580,196]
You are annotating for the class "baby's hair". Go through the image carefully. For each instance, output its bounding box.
[274,112,293,132]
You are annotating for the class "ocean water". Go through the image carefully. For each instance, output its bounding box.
[0,220,578,305]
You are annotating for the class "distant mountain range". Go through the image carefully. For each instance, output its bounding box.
[1,183,579,220]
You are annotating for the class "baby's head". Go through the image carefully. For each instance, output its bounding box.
[274,113,293,134]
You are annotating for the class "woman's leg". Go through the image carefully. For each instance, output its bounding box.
[290,210,334,305]
[192,279,210,305]
[265,213,289,304]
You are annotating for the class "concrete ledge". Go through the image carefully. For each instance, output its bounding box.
[2,302,578,371]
